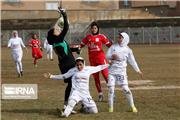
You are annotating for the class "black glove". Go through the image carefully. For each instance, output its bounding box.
[77,47,81,55]
[57,7,65,14]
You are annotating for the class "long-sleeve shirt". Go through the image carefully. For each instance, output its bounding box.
[47,11,69,45]
[81,34,111,59]
[106,44,140,75]
[50,64,108,95]
[8,37,25,52]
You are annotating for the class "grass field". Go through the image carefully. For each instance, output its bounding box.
[1,44,180,120]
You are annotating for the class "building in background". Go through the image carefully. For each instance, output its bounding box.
[1,0,180,45]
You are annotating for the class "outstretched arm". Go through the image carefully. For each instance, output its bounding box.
[89,64,109,74]
[57,8,69,39]
[44,67,75,80]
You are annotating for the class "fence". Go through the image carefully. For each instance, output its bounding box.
[99,26,180,44]
[1,26,180,46]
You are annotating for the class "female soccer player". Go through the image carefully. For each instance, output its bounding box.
[47,7,79,109]
[8,30,27,77]
[106,32,143,113]
[29,33,43,67]
[80,22,112,101]
[44,38,53,61]
[29,34,42,67]
[44,57,108,117]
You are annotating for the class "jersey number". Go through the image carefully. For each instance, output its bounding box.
[117,75,124,81]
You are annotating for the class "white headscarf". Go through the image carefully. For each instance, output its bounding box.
[119,32,129,47]
[75,57,86,67]
[12,30,18,38]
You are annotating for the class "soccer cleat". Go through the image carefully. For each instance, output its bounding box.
[18,73,21,78]
[34,64,38,68]
[56,108,62,117]
[129,106,138,113]
[109,107,113,112]
[20,71,23,76]
[98,94,104,102]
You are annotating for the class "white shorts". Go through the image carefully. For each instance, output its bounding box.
[46,46,53,54]
[107,74,128,86]
[12,50,23,62]
[68,90,97,108]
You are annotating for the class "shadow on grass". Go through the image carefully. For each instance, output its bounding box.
[2,108,60,117]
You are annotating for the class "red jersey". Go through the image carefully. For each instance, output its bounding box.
[29,39,42,58]
[29,39,41,48]
[81,34,111,58]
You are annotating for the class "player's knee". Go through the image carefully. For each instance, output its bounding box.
[122,87,131,95]
[92,107,98,114]
[108,86,114,95]
[88,107,98,114]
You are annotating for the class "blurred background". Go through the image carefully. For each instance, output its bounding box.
[1,0,180,45]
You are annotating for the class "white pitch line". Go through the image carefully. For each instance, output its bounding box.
[130,85,180,90]
[103,85,180,90]
[100,80,180,90]
[100,80,154,84]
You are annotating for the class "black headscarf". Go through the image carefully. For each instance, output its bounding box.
[90,21,99,35]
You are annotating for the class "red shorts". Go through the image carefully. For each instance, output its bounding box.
[32,48,42,59]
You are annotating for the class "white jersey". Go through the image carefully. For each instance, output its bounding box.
[8,37,25,52]
[44,39,53,53]
[50,64,108,95]
[106,33,140,75]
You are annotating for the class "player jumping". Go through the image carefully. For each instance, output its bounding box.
[47,7,80,111]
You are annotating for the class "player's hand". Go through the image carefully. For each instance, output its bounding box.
[138,71,143,79]
[25,47,28,53]
[57,7,65,13]
[77,47,81,54]
[43,73,51,78]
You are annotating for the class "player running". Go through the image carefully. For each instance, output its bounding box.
[106,32,143,113]
[8,30,27,77]
[80,22,112,101]
[29,33,43,67]
[47,7,80,110]
[44,57,109,117]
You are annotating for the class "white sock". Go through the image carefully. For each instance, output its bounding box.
[19,61,23,72]
[108,86,115,108]
[99,92,103,96]
[122,85,135,107]
[64,99,76,117]
[15,62,20,74]
[50,52,53,59]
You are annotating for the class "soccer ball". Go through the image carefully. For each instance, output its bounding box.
[57,17,64,28]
